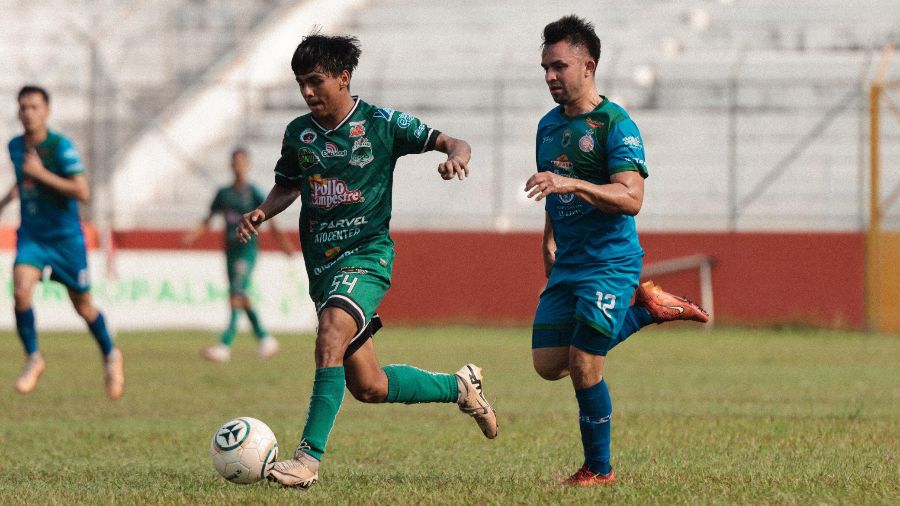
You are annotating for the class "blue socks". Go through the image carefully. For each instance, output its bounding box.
[88,312,115,356]
[16,307,114,357]
[576,379,613,475]
[15,308,38,355]
[607,306,653,352]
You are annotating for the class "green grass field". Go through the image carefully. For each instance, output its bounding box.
[0,326,897,505]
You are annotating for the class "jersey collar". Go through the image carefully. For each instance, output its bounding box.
[310,96,360,134]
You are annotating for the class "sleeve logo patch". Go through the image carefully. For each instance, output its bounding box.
[397,113,414,128]
[622,136,642,148]
[374,107,395,121]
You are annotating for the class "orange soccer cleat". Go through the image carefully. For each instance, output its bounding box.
[636,280,710,324]
[565,466,616,486]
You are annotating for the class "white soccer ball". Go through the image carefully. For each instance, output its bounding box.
[210,417,279,484]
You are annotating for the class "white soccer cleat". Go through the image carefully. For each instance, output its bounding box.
[455,363,498,439]
[103,348,125,400]
[202,344,231,363]
[14,352,45,394]
[257,336,280,359]
[267,444,319,489]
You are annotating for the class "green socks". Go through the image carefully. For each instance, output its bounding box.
[300,367,346,460]
[383,364,458,404]
[219,309,240,346]
[245,307,267,338]
[298,365,457,460]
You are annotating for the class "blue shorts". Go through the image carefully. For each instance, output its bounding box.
[15,233,90,293]
[532,254,642,355]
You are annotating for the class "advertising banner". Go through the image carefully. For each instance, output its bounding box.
[0,251,317,332]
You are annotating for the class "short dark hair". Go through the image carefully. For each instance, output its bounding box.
[18,85,50,104]
[542,15,601,63]
[231,146,249,158]
[291,31,361,77]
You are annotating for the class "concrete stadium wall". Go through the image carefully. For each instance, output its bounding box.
[104,230,865,330]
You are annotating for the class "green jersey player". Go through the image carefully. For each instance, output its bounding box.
[183,148,294,362]
[236,33,498,489]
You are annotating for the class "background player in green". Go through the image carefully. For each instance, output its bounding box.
[525,17,709,486]
[183,147,294,362]
[236,32,498,489]
[0,85,124,399]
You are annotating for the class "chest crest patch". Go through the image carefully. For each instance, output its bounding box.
[349,137,374,168]
[578,132,595,152]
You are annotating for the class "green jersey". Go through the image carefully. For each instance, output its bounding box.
[211,183,266,255]
[273,97,440,285]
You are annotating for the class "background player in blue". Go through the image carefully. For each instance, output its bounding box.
[524,17,709,486]
[183,147,295,362]
[0,85,124,399]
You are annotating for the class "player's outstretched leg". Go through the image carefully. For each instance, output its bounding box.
[345,336,499,438]
[455,364,499,439]
[635,280,709,324]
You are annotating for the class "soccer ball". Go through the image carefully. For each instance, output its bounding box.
[209,417,279,484]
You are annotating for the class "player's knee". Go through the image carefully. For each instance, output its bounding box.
[13,285,33,308]
[314,325,348,366]
[533,361,568,381]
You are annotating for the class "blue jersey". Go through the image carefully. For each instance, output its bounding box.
[536,97,648,265]
[8,131,85,241]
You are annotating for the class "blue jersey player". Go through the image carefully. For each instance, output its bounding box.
[525,17,709,486]
[0,86,124,399]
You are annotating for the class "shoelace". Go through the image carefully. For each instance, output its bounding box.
[295,440,312,456]
[676,294,709,316]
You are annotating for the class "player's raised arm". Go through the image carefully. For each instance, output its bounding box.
[236,182,300,243]
[433,133,471,181]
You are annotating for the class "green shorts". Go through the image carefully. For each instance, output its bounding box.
[310,248,393,335]
[226,248,257,296]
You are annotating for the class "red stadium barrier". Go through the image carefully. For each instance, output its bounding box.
[0,228,864,329]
